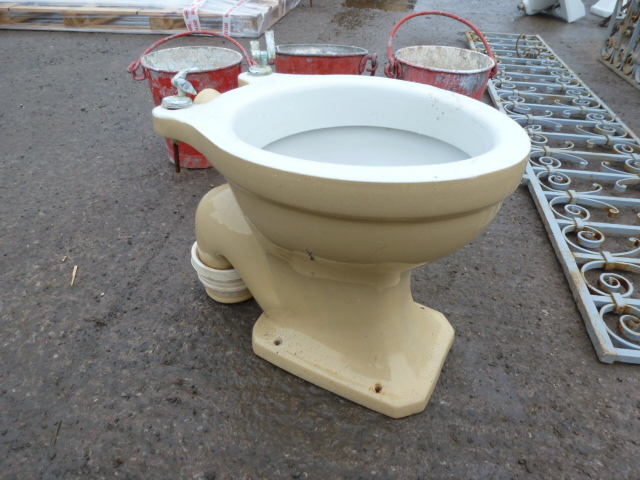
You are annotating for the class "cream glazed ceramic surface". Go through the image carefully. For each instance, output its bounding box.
[153,72,530,417]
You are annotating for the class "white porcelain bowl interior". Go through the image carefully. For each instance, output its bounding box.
[168,73,530,184]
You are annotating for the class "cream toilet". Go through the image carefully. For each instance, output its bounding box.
[153,72,530,418]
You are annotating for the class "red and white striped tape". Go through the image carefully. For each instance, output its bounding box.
[183,0,206,31]
[222,0,251,36]
[183,0,252,35]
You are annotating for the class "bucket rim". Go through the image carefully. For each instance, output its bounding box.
[275,44,368,57]
[394,45,495,75]
[140,45,243,74]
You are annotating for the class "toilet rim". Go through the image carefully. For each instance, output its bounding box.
[153,73,530,184]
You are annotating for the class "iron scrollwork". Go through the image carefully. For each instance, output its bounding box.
[468,31,640,363]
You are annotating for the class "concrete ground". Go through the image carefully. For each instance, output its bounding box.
[2,0,639,478]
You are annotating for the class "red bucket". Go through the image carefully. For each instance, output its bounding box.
[385,11,498,100]
[129,31,255,169]
[275,44,378,75]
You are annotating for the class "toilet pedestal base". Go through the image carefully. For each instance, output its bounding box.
[252,304,454,419]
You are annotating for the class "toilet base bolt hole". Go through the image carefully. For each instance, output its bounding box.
[374,383,383,393]
[274,338,282,346]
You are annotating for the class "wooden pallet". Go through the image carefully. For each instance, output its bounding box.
[0,3,188,32]
[0,1,296,35]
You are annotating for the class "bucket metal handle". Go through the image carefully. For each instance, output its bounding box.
[385,11,498,80]
[128,31,257,81]
[358,53,379,76]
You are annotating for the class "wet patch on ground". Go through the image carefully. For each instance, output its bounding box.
[342,0,416,12]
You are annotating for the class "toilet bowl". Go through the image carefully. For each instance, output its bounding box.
[153,72,530,418]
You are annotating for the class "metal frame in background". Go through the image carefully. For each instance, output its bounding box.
[600,0,640,91]
[467,32,640,364]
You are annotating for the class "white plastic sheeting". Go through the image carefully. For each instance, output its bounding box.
[0,0,300,37]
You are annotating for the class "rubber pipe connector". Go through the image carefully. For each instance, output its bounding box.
[191,242,253,303]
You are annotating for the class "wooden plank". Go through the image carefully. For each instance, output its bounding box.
[63,12,119,27]
[0,22,157,32]
[0,10,40,24]
[148,16,185,30]
[7,5,69,12]
[60,6,141,14]
[8,5,140,14]
[138,8,183,15]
